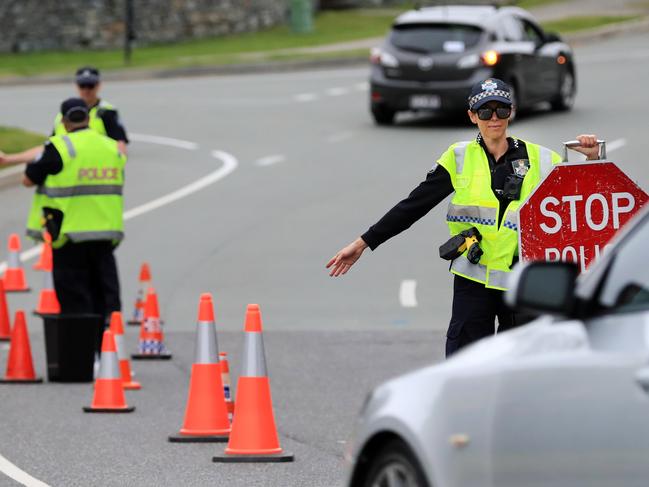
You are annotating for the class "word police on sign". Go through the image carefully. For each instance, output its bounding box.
[519,161,648,272]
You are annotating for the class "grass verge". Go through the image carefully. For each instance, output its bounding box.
[542,15,639,33]
[0,10,396,78]
[0,126,47,153]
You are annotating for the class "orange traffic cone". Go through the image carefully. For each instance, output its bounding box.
[0,310,42,383]
[109,312,141,390]
[128,263,152,326]
[0,280,11,341]
[3,234,29,292]
[131,288,171,360]
[32,232,53,271]
[83,329,135,413]
[213,304,293,463]
[33,260,60,316]
[169,293,230,442]
[220,352,235,418]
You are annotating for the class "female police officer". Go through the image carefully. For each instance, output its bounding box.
[327,78,599,356]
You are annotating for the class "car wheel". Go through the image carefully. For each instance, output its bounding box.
[551,69,576,111]
[363,439,430,487]
[371,105,396,126]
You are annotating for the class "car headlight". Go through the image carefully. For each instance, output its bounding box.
[457,53,480,69]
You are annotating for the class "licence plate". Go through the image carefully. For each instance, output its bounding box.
[410,95,441,109]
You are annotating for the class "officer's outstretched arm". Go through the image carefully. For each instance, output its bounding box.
[569,134,600,160]
[327,237,368,277]
[0,145,44,166]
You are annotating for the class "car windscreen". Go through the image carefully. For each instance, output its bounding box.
[389,23,484,54]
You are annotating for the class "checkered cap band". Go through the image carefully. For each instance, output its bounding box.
[447,215,496,226]
[469,89,511,109]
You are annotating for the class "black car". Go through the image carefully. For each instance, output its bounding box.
[369,5,576,125]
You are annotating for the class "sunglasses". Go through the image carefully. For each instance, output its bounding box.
[77,83,97,90]
[475,105,511,120]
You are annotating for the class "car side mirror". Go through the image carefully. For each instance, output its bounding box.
[505,261,579,316]
[544,32,562,43]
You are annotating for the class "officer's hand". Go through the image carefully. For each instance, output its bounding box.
[571,134,600,160]
[0,150,7,165]
[326,238,368,277]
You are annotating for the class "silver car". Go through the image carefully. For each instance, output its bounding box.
[345,205,649,487]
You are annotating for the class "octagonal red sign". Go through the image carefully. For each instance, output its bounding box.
[519,161,648,272]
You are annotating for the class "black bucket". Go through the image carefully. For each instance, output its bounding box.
[41,314,103,382]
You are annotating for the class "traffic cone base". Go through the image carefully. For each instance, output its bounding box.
[131,352,172,360]
[169,433,228,443]
[83,406,135,413]
[120,362,141,390]
[212,452,294,463]
[0,377,43,384]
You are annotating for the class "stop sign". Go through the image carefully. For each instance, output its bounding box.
[519,161,648,272]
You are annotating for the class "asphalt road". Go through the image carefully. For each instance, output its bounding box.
[0,31,648,486]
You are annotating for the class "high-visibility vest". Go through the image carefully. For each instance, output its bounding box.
[437,138,561,290]
[26,101,116,240]
[52,100,115,136]
[34,129,125,249]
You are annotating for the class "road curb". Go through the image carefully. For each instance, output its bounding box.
[0,17,646,87]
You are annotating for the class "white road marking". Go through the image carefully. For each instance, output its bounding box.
[123,150,238,220]
[0,453,50,487]
[399,280,418,308]
[255,155,286,167]
[326,87,349,97]
[606,138,626,153]
[354,82,369,91]
[129,133,199,151]
[1,343,9,351]
[327,132,354,143]
[0,145,238,273]
[294,93,318,103]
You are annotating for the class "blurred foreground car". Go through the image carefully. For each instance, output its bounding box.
[345,204,649,486]
[370,4,576,125]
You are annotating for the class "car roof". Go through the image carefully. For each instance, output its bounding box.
[393,5,536,29]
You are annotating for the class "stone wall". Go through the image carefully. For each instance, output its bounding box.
[0,0,288,53]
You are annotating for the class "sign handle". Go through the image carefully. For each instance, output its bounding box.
[562,139,606,162]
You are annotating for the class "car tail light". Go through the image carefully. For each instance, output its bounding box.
[481,50,499,66]
[369,47,399,68]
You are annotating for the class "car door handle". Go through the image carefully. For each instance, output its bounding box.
[635,367,649,392]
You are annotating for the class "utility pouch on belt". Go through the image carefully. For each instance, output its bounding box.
[439,227,483,264]
[42,207,63,242]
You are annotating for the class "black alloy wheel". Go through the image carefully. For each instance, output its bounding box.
[362,439,430,487]
[551,69,576,111]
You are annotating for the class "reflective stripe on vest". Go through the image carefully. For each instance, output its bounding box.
[539,146,554,178]
[487,269,510,290]
[447,204,497,227]
[66,231,124,242]
[37,185,123,197]
[451,256,487,282]
[453,141,470,174]
[502,212,518,232]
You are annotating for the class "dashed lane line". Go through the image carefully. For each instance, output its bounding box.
[294,93,318,103]
[0,137,238,274]
[326,87,349,97]
[606,138,626,153]
[129,133,199,151]
[399,280,418,308]
[255,155,286,167]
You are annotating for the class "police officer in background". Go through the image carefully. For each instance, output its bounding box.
[327,78,600,357]
[11,98,125,321]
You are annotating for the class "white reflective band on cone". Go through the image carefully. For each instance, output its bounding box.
[114,334,127,361]
[8,252,20,268]
[43,271,54,289]
[241,332,268,377]
[195,320,219,364]
[98,351,121,379]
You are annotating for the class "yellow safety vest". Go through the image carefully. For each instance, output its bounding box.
[36,129,125,249]
[437,138,561,290]
[26,100,117,240]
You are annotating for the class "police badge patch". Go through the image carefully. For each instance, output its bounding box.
[511,159,530,177]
